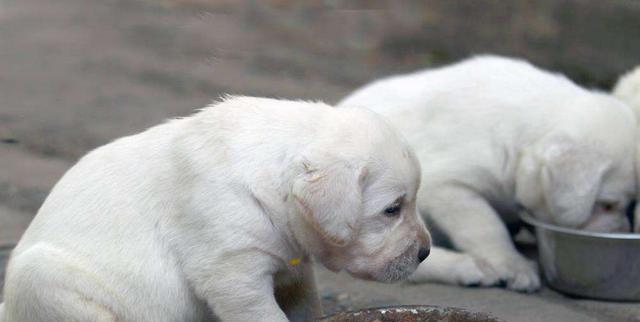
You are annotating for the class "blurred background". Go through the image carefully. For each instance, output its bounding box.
[1,0,640,321]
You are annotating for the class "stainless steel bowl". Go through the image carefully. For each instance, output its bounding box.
[520,212,640,301]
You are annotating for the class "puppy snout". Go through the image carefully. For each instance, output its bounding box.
[417,247,430,263]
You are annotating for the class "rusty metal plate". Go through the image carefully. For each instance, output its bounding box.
[317,305,503,322]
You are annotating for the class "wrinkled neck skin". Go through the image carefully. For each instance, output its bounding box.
[286,200,373,276]
[286,205,339,271]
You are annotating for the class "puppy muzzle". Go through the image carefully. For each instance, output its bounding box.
[374,243,421,283]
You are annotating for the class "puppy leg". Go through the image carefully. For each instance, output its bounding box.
[183,252,290,322]
[275,264,322,322]
[423,185,540,292]
[408,246,498,287]
[3,244,120,322]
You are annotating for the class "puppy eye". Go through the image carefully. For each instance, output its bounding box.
[597,201,619,213]
[383,200,403,217]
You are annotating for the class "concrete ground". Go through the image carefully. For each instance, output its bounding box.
[1,0,640,321]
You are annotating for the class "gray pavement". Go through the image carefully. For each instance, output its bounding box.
[316,267,640,322]
[1,0,640,321]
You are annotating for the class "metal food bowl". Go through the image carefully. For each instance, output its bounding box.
[317,305,502,322]
[520,212,640,301]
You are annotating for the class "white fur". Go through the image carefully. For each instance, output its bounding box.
[613,65,640,232]
[339,56,637,292]
[0,96,430,322]
[614,66,640,122]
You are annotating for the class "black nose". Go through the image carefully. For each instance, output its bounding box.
[418,247,430,263]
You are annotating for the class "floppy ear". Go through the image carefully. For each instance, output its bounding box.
[292,159,365,247]
[515,148,544,216]
[613,65,640,121]
[517,135,609,226]
[541,146,608,227]
[635,147,640,233]
[634,202,640,233]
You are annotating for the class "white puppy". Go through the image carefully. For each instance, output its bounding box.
[0,96,430,322]
[339,56,637,292]
[614,65,640,232]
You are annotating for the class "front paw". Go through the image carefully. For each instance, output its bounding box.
[450,255,501,287]
[407,251,501,287]
[484,255,540,292]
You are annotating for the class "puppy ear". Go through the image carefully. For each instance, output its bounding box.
[292,159,365,247]
[613,65,640,121]
[635,147,640,233]
[515,148,544,216]
[634,202,640,233]
[519,135,609,227]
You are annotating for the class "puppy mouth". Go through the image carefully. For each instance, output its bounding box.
[380,252,419,282]
[365,243,420,283]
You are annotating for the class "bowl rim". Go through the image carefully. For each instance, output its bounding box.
[519,211,640,240]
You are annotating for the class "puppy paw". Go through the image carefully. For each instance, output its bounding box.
[486,256,541,292]
[506,259,540,292]
[407,250,500,287]
[452,255,501,287]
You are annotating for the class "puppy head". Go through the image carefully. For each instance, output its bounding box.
[613,66,640,232]
[290,108,430,283]
[516,132,635,232]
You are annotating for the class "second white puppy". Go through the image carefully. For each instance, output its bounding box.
[614,65,640,232]
[1,96,430,322]
[339,56,637,292]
